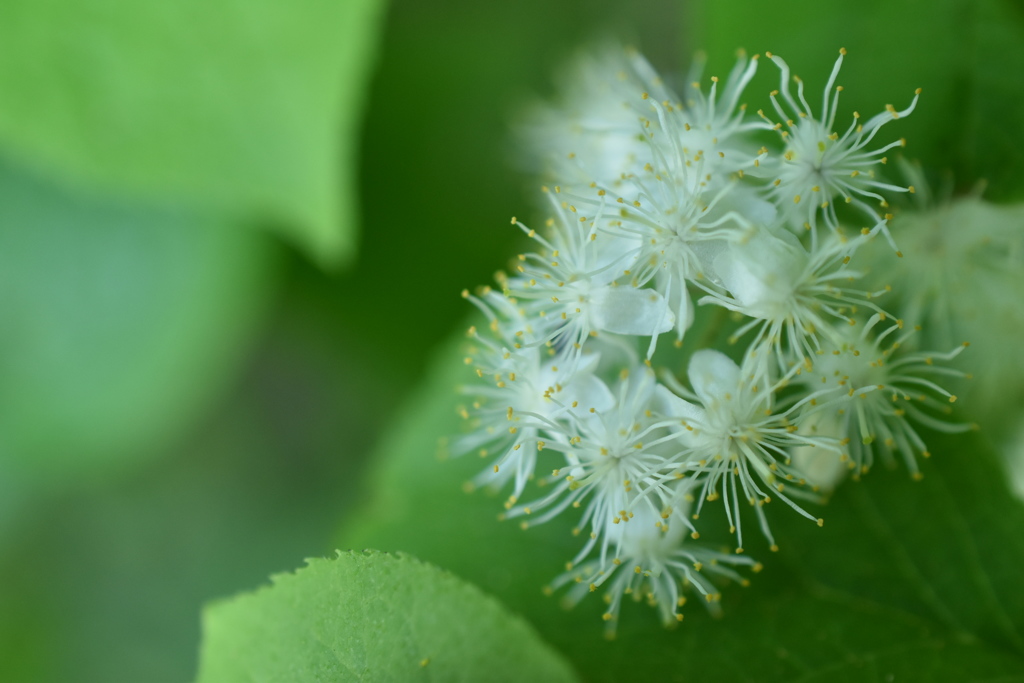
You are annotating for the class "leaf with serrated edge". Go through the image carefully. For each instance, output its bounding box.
[196,550,579,683]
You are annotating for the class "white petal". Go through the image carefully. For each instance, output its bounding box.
[652,386,705,449]
[675,284,694,336]
[591,233,641,275]
[653,385,704,421]
[568,374,615,414]
[574,350,602,376]
[721,191,778,227]
[715,229,806,318]
[690,239,728,285]
[791,412,847,491]
[591,286,675,336]
[687,349,740,406]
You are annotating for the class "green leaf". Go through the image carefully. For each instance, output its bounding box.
[0,155,276,483]
[195,550,579,683]
[0,0,385,264]
[690,0,1024,200]
[339,336,1024,682]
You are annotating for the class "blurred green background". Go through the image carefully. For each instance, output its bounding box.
[2,0,1023,680]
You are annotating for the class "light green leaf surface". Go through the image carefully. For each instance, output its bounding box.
[691,0,1024,200]
[0,0,385,264]
[339,336,1024,682]
[196,550,579,683]
[0,156,276,483]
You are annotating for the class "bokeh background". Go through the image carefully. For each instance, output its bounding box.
[2,0,1023,680]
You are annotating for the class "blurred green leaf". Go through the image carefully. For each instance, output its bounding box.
[196,550,579,683]
[0,156,276,482]
[0,340,397,683]
[690,0,1024,200]
[0,0,385,264]
[339,336,1024,682]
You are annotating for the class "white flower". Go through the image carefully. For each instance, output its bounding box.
[658,349,837,550]
[455,288,614,501]
[522,47,768,189]
[547,503,758,637]
[518,46,671,185]
[800,315,972,478]
[565,171,772,345]
[671,50,772,179]
[452,44,958,633]
[697,226,889,370]
[505,366,683,550]
[506,197,675,362]
[524,48,777,346]
[860,168,1024,422]
[758,49,920,249]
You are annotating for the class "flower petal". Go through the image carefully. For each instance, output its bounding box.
[687,349,740,406]
[591,286,675,336]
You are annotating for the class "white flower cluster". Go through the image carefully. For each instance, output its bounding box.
[454,47,970,634]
